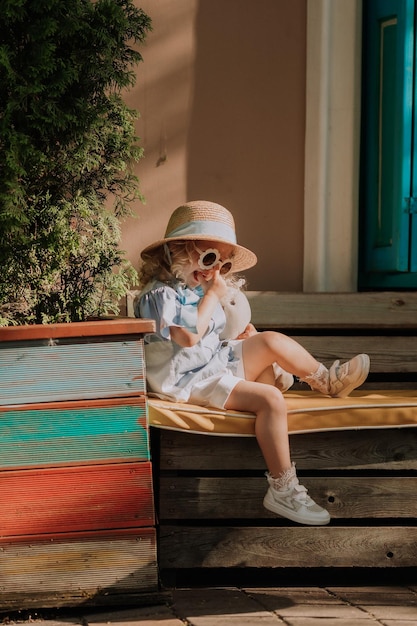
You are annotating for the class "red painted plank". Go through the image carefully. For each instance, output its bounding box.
[0,525,155,543]
[0,318,155,342]
[0,462,154,537]
[0,396,146,413]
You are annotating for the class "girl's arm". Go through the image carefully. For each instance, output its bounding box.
[170,291,219,347]
[170,270,227,348]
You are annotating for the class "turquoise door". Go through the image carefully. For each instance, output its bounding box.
[360,0,417,288]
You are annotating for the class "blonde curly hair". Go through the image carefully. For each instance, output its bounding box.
[138,241,245,290]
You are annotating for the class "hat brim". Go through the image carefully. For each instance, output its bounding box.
[141,234,257,273]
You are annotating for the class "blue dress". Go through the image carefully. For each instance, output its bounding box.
[135,280,244,408]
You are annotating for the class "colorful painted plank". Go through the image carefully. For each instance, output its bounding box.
[0,397,149,468]
[0,461,154,537]
[0,338,146,405]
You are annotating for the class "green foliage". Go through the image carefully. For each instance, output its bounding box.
[0,0,151,325]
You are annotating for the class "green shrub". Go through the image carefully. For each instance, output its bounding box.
[0,0,151,324]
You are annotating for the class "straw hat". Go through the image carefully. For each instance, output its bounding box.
[141,200,257,272]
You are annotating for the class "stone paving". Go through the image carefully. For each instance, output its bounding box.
[5,586,417,626]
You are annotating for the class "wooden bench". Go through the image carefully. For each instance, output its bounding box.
[146,292,417,582]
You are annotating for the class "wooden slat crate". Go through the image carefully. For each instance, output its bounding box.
[0,319,159,610]
[155,292,417,578]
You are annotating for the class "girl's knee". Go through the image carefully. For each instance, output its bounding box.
[259,384,286,413]
[259,330,285,351]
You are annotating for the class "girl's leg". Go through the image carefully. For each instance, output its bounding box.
[257,364,294,392]
[241,331,369,398]
[225,379,291,476]
[224,379,330,525]
[255,365,276,386]
[242,331,320,381]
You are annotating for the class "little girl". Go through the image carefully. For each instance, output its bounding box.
[135,200,370,526]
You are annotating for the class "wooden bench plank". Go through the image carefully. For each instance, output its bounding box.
[289,335,417,373]
[128,290,417,329]
[247,291,417,329]
[159,526,417,568]
[159,430,417,471]
[159,476,417,520]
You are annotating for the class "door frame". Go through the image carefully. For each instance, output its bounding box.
[303,0,362,292]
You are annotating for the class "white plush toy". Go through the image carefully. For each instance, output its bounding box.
[220,285,251,340]
[220,285,294,392]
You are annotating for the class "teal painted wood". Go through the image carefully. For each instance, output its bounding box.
[364,0,413,271]
[0,339,146,405]
[412,1,417,272]
[0,403,150,468]
[360,0,417,287]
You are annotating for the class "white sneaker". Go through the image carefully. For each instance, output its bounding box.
[263,470,330,526]
[328,353,370,398]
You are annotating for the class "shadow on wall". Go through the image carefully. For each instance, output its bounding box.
[121,0,198,272]
[187,0,307,291]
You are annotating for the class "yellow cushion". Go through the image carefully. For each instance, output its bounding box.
[148,390,417,436]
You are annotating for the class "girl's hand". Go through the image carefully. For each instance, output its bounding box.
[197,268,228,300]
[236,323,257,340]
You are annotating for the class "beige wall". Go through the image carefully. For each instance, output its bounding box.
[123,0,307,291]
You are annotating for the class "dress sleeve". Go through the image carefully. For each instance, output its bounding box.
[138,285,199,339]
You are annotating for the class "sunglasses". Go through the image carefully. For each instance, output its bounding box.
[195,246,233,276]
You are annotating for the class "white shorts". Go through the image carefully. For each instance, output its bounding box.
[188,340,246,410]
